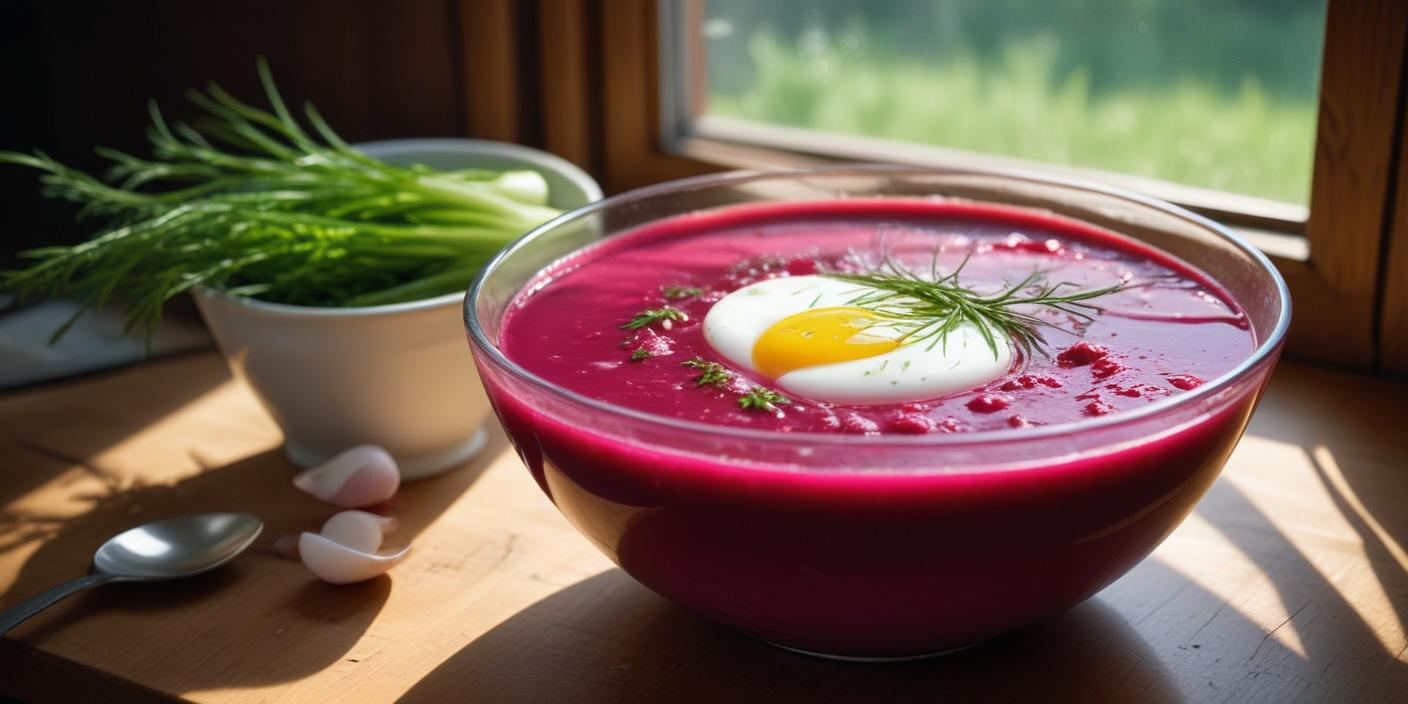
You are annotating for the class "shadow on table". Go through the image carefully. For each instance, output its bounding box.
[397,566,1184,704]
[0,351,229,561]
[1,411,507,694]
[1241,364,1408,627]
[1183,481,1408,699]
[1168,363,1408,700]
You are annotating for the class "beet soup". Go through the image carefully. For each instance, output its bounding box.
[467,174,1287,659]
[500,200,1252,433]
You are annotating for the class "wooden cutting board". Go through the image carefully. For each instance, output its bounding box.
[1,352,1406,702]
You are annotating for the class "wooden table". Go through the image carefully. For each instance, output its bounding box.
[1,352,1406,703]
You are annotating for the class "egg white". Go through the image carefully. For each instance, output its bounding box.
[702,275,1012,405]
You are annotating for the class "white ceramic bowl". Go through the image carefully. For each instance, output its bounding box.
[194,139,601,479]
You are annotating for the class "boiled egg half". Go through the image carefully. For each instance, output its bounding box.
[703,275,1011,404]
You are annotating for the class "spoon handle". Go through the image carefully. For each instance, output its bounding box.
[0,574,113,636]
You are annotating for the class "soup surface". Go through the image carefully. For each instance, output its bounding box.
[499,200,1254,434]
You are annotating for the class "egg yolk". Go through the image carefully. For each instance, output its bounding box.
[752,307,901,378]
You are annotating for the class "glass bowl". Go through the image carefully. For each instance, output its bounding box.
[463,166,1290,660]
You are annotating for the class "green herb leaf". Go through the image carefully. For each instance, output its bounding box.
[621,306,687,330]
[738,386,790,412]
[629,348,652,362]
[0,58,562,342]
[682,356,731,387]
[662,284,702,300]
[824,253,1123,362]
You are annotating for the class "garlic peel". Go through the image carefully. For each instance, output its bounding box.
[293,445,400,507]
[299,510,408,584]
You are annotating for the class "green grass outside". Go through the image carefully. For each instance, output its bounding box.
[708,33,1319,205]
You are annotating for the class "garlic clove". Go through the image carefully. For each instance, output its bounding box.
[299,533,408,584]
[318,510,397,553]
[299,510,409,584]
[292,446,400,507]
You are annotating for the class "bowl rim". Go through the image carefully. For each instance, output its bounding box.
[464,163,1291,448]
[192,137,602,318]
[191,285,466,318]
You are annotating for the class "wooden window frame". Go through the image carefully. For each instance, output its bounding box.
[501,0,1408,371]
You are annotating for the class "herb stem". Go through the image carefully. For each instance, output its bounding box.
[0,59,565,339]
[824,253,1123,361]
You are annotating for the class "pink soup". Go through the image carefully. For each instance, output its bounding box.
[472,199,1276,657]
[500,200,1254,432]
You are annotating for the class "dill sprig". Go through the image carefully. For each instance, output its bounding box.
[824,253,1123,361]
[738,387,790,412]
[682,357,731,386]
[621,306,686,330]
[662,284,702,300]
[0,58,561,342]
[629,348,652,362]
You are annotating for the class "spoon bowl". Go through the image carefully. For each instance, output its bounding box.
[0,512,262,636]
[92,513,263,580]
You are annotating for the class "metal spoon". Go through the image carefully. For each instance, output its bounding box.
[0,512,262,636]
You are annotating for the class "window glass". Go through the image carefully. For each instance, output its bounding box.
[700,0,1328,206]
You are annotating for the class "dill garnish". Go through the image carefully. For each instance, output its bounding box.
[662,284,702,300]
[738,387,790,412]
[682,357,731,387]
[621,306,686,330]
[824,253,1122,361]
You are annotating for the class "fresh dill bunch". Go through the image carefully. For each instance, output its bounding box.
[738,387,790,412]
[0,58,561,342]
[621,306,687,330]
[681,357,731,387]
[824,253,1123,362]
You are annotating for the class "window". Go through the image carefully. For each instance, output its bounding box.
[689,0,1327,224]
